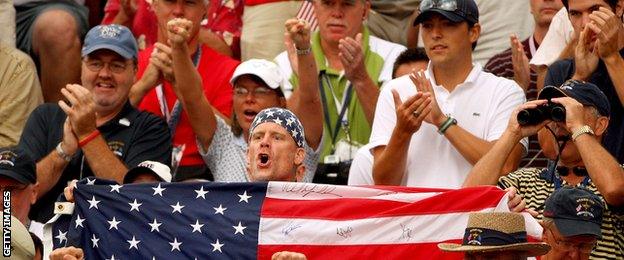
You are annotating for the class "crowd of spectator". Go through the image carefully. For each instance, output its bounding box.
[0,0,623,259]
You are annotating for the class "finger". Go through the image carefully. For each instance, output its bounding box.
[340,37,358,53]
[391,89,403,110]
[58,100,72,114]
[409,71,424,92]
[512,199,526,213]
[416,101,433,122]
[526,208,539,217]
[406,92,428,114]
[338,43,355,60]
[338,53,351,68]
[150,57,170,72]
[589,13,607,27]
[401,92,424,111]
[355,33,363,45]
[154,42,172,54]
[60,88,79,106]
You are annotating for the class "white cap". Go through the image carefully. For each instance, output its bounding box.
[230,59,283,90]
[124,161,172,183]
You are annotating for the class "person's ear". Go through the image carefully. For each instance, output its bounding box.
[468,23,481,44]
[279,96,287,108]
[362,0,371,21]
[594,116,609,136]
[294,148,305,182]
[30,182,39,205]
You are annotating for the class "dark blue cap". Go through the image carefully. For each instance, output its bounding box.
[544,186,604,238]
[539,80,611,117]
[414,0,479,25]
[0,147,36,184]
[82,24,138,60]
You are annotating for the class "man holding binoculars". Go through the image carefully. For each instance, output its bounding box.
[463,80,624,259]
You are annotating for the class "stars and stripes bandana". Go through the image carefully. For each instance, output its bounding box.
[46,178,545,259]
[249,107,305,147]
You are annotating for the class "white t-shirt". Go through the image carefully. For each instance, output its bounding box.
[347,143,376,186]
[369,62,526,188]
[530,8,574,68]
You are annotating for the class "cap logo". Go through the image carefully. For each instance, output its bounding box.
[99,25,121,39]
[466,228,483,245]
[107,141,125,157]
[0,151,17,167]
[139,162,154,169]
[575,198,596,218]
[561,85,573,91]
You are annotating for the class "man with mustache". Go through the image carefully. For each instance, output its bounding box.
[274,0,406,175]
[18,25,172,223]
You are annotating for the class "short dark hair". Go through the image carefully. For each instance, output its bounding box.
[392,48,429,78]
[562,0,618,10]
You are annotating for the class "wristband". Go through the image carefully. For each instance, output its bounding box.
[437,116,457,135]
[295,46,311,55]
[78,130,101,148]
[55,142,73,162]
[571,125,594,141]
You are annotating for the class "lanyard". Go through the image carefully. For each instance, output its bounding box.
[156,46,202,137]
[318,71,353,153]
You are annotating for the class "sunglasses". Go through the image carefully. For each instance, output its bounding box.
[556,166,588,177]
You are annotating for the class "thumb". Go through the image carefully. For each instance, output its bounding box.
[526,208,539,217]
[391,89,402,110]
[356,33,363,45]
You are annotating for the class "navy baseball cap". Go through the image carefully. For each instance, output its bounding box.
[414,0,479,25]
[81,24,138,60]
[0,147,36,185]
[543,186,604,238]
[539,80,611,117]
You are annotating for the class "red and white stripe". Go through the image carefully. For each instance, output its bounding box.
[296,1,318,32]
[258,183,543,260]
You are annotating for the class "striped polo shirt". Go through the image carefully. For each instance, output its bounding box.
[498,168,624,259]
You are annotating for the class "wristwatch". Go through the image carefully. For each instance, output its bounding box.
[56,142,73,162]
[571,125,594,141]
[295,46,311,55]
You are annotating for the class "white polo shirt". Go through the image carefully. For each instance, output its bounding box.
[369,62,526,188]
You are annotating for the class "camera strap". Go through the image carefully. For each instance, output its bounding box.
[318,70,353,154]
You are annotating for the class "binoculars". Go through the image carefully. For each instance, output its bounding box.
[517,102,566,126]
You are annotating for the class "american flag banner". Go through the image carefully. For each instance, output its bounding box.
[46,179,543,259]
[296,0,318,32]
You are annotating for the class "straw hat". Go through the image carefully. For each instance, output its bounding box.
[438,212,550,256]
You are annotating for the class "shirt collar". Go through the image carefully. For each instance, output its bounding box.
[425,62,482,90]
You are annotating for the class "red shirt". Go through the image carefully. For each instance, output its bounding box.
[102,0,158,48]
[205,0,243,59]
[245,0,293,6]
[137,44,239,167]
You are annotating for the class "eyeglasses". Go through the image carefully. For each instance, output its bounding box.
[234,87,275,97]
[546,227,597,253]
[83,59,132,74]
[0,184,28,193]
[552,238,597,253]
[420,0,458,13]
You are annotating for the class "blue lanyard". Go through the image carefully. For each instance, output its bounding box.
[318,71,353,153]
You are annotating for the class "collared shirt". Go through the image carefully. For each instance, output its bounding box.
[274,27,406,159]
[0,43,43,147]
[198,116,319,183]
[499,167,624,259]
[369,62,526,188]
[19,101,172,222]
